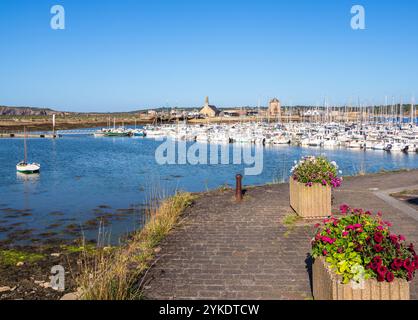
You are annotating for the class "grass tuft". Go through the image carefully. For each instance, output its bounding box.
[76,192,196,300]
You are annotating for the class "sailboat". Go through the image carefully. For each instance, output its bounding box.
[16,127,40,174]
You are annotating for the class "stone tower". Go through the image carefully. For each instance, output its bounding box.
[268,98,281,117]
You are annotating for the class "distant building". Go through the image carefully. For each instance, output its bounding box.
[268,98,281,117]
[199,97,220,118]
[222,109,241,117]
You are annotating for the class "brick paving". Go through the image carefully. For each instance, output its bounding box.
[143,170,418,300]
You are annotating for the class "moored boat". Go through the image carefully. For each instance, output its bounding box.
[16,127,40,174]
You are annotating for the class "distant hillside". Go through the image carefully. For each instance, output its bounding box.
[0,106,70,116]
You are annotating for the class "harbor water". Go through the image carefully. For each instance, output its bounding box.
[1,132,418,245]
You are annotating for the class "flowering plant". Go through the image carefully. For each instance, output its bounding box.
[290,156,342,188]
[311,204,418,284]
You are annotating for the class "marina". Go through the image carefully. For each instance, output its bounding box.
[88,120,418,153]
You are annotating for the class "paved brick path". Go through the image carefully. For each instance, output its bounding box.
[143,170,418,300]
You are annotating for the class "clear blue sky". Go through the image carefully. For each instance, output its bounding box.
[0,0,417,112]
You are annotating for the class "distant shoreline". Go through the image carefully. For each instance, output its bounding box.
[0,116,283,132]
[0,119,154,132]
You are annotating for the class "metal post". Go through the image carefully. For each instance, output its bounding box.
[235,174,243,201]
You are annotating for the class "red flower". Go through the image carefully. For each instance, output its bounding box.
[389,235,398,244]
[391,262,400,271]
[399,235,406,241]
[339,204,349,214]
[386,272,395,283]
[373,256,382,265]
[392,258,403,269]
[374,244,383,253]
[404,258,414,272]
[323,250,328,256]
[377,274,385,282]
[407,272,414,282]
[377,265,387,276]
[374,232,384,243]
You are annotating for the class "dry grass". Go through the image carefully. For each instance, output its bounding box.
[76,192,196,300]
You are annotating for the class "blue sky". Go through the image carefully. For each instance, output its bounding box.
[0,0,417,112]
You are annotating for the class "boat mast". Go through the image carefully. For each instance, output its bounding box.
[24,126,27,163]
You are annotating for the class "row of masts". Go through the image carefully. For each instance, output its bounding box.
[256,99,417,125]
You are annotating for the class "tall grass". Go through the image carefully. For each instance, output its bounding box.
[76,192,196,300]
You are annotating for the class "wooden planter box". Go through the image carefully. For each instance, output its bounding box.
[313,257,410,300]
[289,179,331,218]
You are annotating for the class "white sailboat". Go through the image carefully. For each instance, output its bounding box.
[16,127,40,174]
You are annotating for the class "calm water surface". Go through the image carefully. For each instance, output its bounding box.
[1,131,418,245]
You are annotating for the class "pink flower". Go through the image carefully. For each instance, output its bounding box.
[399,235,406,241]
[342,231,349,237]
[383,221,392,227]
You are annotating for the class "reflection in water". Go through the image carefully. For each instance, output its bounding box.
[16,172,40,182]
